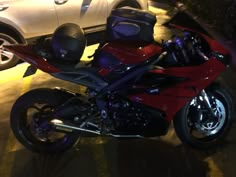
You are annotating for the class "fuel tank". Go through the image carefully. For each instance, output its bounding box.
[94,42,162,70]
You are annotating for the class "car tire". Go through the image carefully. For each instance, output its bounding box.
[0,33,19,70]
[116,1,141,9]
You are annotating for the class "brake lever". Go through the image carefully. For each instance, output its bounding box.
[195,47,209,61]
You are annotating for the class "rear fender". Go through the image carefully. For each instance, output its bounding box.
[3,45,60,73]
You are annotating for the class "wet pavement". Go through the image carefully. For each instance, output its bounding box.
[0,2,236,177]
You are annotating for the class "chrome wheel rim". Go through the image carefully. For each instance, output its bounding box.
[188,97,226,139]
[0,38,14,65]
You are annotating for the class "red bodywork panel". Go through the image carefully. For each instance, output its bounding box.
[98,42,162,75]
[169,24,230,55]
[129,58,226,121]
[102,42,162,64]
[4,45,60,73]
[99,40,227,122]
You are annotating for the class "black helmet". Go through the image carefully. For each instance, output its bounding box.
[52,23,86,64]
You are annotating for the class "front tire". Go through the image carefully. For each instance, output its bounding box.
[11,88,78,153]
[174,84,234,149]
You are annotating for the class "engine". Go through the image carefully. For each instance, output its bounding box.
[108,95,169,136]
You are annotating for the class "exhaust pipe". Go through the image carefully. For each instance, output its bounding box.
[50,119,144,138]
[50,119,101,135]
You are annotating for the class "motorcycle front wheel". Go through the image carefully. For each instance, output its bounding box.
[10,88,78,153]
[174,84,234,149]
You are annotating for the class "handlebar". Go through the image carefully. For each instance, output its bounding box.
[162,31,210,65]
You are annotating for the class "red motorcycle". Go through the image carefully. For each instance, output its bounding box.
[4,8,234,153]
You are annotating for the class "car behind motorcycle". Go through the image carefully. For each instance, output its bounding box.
[4,8,234,153]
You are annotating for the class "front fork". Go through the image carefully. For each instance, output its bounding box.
[200,89,216,117]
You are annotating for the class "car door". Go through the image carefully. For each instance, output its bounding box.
[1,0,58,39]
[53,0,108,29]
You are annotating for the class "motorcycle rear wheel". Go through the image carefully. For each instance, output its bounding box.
[10,88,78,153]
[174,84,234,149]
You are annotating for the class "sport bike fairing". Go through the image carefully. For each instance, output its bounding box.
[128,58,226,122]
[164,11,230,55]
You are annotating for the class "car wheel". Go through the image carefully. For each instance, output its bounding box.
[0,33,19,70]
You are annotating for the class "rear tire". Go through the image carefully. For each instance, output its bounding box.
[0,33,19,70]
[174,84,234,149]
[11,88,78,153]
